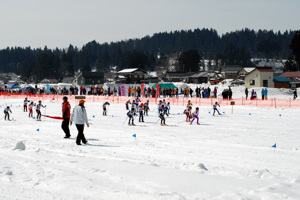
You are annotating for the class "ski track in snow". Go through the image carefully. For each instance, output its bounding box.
[0,98,300,200]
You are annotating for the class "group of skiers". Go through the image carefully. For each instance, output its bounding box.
[125,97,150,125]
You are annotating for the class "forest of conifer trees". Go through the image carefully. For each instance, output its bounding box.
[0,28,297,82]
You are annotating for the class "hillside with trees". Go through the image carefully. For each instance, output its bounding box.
[0,28,297,82]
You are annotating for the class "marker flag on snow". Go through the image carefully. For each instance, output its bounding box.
[178,113,180,115]
[93,115,95,118]
[112,115,114,117]
[36,129,39,132]
[223,112,225,114]
[272,143,276,148]
[279,114,281,117]
[33,117,35,119]
[146,113,148,116]
[249,113,251,115]
[209,112,210,114]
[132,134,136,138]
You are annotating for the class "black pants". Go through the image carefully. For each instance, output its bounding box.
[75,124,87,144]
[139,111,144,121]
[62,118,70,137]
[36,110,41,120]
[4,112,10,120]
[160,116,165,125]
[103,108,107,115]
[128,116,134,124]
[24,105,27,112]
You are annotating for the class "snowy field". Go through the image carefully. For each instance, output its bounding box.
[1,98,300,200]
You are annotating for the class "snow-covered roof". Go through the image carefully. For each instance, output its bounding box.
[118,68,138,73]
[243,67,255,74]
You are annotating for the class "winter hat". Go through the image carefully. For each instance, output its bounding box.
[79,99,85,104]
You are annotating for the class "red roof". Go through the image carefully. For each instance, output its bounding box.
[255,67,274,72]
[279,72,300,78]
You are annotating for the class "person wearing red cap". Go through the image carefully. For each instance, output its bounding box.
[62,96,71,138]
[70,99,89,145]
[138,103,144,122]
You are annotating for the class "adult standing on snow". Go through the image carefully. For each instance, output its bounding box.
[293,89,298,100]
[70,99,89,145]
[261,89,265,100]
[62,96,71,138]
[264,88,268,100]
[245,88,249,100]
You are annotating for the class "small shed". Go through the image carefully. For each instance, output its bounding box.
[273,77,291,88]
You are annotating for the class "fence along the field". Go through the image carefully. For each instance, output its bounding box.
[0,92,299,108]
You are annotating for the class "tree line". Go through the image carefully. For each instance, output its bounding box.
[0,28,298,82]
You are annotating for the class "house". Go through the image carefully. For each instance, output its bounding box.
[163,72,196,83]
[62,77,75,84]
[189,72,209,84]
[40,78,59,84]
[273,77,292,88]
[245,67,274,88]
[279,72,300,80]
[117,68,147,84]
[222,65,242,79]
[73,71,104,85]
[239,67,255,80]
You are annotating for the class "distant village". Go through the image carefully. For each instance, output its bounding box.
[1,59,300,93]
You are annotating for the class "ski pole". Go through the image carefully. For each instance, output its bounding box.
[122,117,129,125]
[177,120,186,124]
[154,118,160,125]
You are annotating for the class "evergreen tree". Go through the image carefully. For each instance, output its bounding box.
[289,30,300,69]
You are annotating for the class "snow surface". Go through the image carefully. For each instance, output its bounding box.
[1,97,300,199]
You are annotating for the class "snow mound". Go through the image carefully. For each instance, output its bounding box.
[13,141,26,150]
[250,169,276,179]
[199,163,208,171]
[5,171,13,175]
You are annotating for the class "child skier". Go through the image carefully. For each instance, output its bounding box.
[187,100,193,108]
[36,100,46,121]
[102,102,110,116]
[185,106,192,122]
[125,100,131,110]
[138,103,144,122]
[213,102,221,116]
[24,97,30,112]
[158,100,163,115]
[28,102,35,118]
[166,102,171,114]
[4,106,12,121]
[159,106,169,125]
[190,107,200,125]
[144,100,150,116]
[127,108,137,125]
[131,100,138,113]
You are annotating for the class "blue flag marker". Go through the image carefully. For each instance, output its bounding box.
[223,111,225,114]
[112,115,114,117]
[272,143,276,153]
[132,134,136,138]
[12,118,14,120]
[93,115,95,118]
[209,111,210,114]
[249,113,251,115]
[36,128,39,132]
[33,117,35,119]
[279,114,281,117]
[178,113,180,115]
[146,113,148,116]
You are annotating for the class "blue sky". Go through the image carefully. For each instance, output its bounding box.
[0,0,299,49]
